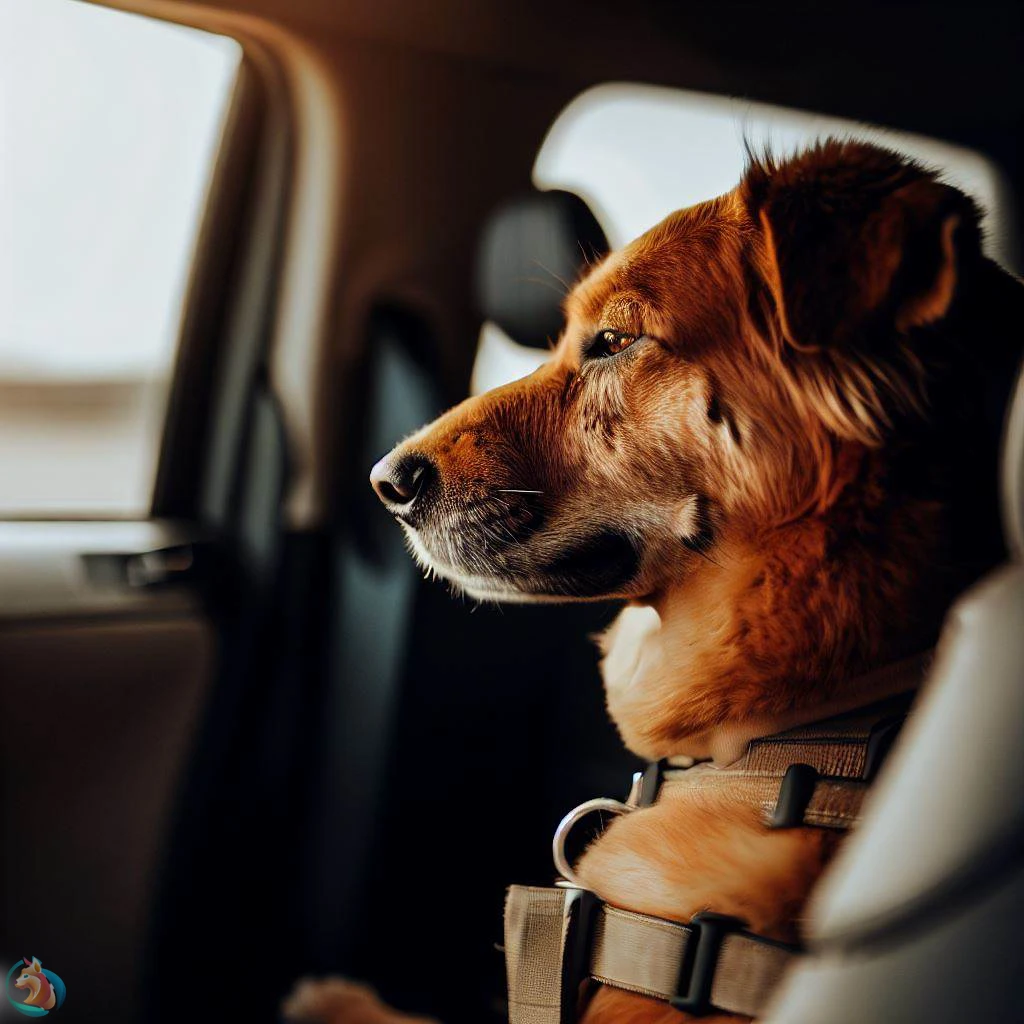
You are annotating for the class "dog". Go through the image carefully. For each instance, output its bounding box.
[285,140,1022,1022]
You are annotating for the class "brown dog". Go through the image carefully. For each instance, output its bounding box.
[286,141,1022,1023]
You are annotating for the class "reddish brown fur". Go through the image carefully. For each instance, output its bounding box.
[287,142,1022,1023]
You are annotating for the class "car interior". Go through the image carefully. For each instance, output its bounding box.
[1,1,1021,1022]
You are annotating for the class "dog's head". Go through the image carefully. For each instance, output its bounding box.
[371,141,984,610]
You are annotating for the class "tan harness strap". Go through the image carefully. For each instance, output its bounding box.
[653,691,916,829]
[742,696,908,776]
[505,887,798,1022]
[658,767,868,829]
[744,736,869,778]
[712,933,793,1017]
[505,675,927,1023]
[589,905,691,1000]
[502,897,801,1019]
[799,777,866,829]
[505,886,578,1024]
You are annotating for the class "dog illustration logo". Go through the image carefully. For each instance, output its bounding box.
[6,957,67,1016]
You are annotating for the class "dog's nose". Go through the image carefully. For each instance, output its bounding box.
[370,453,435,512]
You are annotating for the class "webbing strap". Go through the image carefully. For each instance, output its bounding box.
[590,904,690,1000]
[505,886,592,1024]
[651,690,918,829]
[712,933,794,1017]
[505,677,926,1022]
[592,906,794,1015]
[505,887,797,1023]
[659,764,869,829]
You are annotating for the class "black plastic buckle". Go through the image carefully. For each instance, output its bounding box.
[559,887,601,1024]
[769,762,821,828]
[770,714,908,828]
[669,912,746,1016]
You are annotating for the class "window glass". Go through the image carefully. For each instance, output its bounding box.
[533,84,1014,260]
[0,0,242,516]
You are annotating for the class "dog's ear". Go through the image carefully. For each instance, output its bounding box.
[743,140,980,352]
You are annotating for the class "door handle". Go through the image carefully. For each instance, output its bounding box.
[124,545,199,587]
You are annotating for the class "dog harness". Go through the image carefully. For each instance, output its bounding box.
[504,682,924,1023]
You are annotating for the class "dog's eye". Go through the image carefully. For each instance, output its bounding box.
[585,329,638,360]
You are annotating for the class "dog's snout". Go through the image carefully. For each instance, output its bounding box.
[370,453,436,515]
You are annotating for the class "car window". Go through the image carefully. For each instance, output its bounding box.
[533,83,1015,263]
[0,0,242,517]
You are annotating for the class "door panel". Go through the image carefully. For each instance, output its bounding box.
[0,524,215,1022]
[0,4,259,1019]
[0,620,213,1020]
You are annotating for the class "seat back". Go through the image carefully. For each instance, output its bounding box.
[766,359,1024,1022]
[470,189,607,395]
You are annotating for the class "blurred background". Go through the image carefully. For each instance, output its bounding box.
[0,1,1021,1021]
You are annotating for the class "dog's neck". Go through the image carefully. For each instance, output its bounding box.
[702,651,930,763]
[601,506,945,764]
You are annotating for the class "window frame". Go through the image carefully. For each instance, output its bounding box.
[150,46,289,525]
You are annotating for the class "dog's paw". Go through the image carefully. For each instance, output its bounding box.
[281,977,435,1024]
[282,977,381,1023]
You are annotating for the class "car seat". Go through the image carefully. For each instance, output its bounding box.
[765,353,1024,1021]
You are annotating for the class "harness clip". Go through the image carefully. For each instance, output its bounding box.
[552,798,633,887]
[669,912,746,1016]
[769,762,821,828]
[559,887,601,1023]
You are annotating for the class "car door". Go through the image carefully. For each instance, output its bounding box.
[0,3,341,1020]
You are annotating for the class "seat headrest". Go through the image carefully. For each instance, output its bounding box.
[1002,357,1024,560]
[475,190,608,350]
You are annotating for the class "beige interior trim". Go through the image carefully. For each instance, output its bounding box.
[0,520,203,620]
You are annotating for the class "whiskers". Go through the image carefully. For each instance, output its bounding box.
[398,485,548,602]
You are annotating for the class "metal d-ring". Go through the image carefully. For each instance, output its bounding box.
[552,797,634,887]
